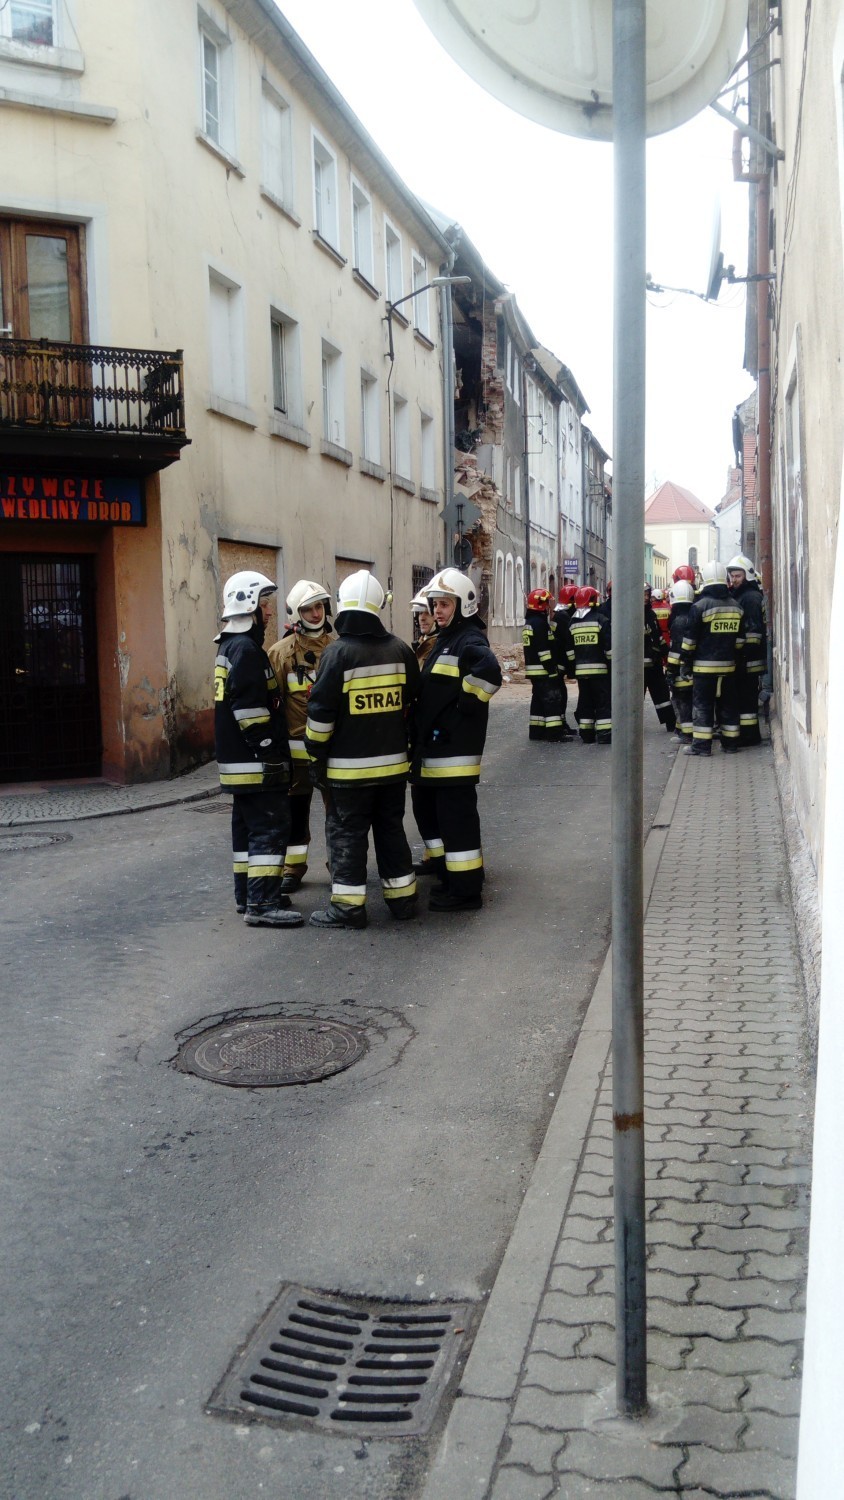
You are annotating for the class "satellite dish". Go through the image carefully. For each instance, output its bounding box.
[705,199,725,301]
[413,0,747,141]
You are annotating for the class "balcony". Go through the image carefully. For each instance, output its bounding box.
[0,340,190,472]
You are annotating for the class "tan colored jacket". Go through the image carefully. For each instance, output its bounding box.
[267,627,334,788]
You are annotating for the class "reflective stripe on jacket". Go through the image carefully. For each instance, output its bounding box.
[304,617,419,786]
[681,585,745,675]
[214,627,289,793]
[411,616,501,783]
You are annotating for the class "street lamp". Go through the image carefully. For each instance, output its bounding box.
[384,275,471,362]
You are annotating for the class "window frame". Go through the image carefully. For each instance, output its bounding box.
[1,0,56,47]
[312,130,340,250]
[360,368,380,464]
[351,177,375,286]
[385,218,403,306]
[392,392,411,482]
[197,8,235,156]
[420,411,435,491]
[321,337,345,448]
[411,252,431,338]
[261,80,294,214]
[207,265,248,412]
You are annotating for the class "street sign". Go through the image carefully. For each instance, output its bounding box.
[563,557,579,576]
[413,0,746,140]
[439,496,481,530]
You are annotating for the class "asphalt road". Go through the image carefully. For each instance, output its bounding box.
[1,689,676,1500]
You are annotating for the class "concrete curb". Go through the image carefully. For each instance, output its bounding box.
[421,745,688,1499]
[0,768,220,827]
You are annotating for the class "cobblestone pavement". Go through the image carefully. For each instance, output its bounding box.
[423,741,812,1500]
[0,760,219,826]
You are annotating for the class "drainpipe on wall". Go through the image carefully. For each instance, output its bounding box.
[581,434,589,585]
[522,360,531,590]
[755,172,773,607]
[439,257,457,571]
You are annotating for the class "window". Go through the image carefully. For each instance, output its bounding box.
[514,463,522,517]
[385,220,402,304]
[393,394,410,480]
[321,340,344,446]
[198,11,234,154]
[515,557,525,608]
[3,0,54,45]
[493,551,505,625]
[505,555,515,626]
[420,413,435,490]
[270,310,302,425]
[688,546,698,568]
[360,370,380,463]
[313,134,339,248]
[261,83,292,209]
[539,483,546,531]
[351,180,374,284]
[511,345,520,404]
[208,269,245,406]
[411,254,431,338]
[529,474,536,520]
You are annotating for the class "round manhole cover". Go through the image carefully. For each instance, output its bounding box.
[178,1016,367,1087]
[0,830,72,852]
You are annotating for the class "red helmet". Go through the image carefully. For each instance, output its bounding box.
[527,587,552,611]
[574,586,599,609]
[672,564,696,584]
[557,585,578,605]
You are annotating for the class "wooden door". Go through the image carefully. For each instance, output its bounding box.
[0,219,88,427]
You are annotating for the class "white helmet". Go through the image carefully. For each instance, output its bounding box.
[699,560,727,587]
[670,580,695,605]
[286,579,332,631]
[727,553,757,583]
[426,567,479,618]
[221,571,277,621]
[336,569,386,615]
[411,586,434,614]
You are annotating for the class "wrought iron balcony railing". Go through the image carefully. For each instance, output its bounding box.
[0,339,188,442]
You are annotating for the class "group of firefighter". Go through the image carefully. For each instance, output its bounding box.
[212,551,766,931]
[522,554,768,755]
[213,565,501,930]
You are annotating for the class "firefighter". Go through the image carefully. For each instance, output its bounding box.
[304,570,419,929]
[566,585,612,744]
[727,553,767,746]
[665,580,695,743]
[680,559,745,755]
[651,588,671,653]
[213,571,302,928]
[410,567,502,912]
[411,585,438,667]
[266,580,334,893]
[672,563,697,589]
[644,584,676,732]
[552,584,579,735]
[523,587,564,741]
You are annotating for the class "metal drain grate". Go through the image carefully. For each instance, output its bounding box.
[177,1016,367,1086]
[210,1286,471,1437]
[0,830,72,852]
[191,800,229,813]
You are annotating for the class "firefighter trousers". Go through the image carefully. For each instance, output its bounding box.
[528,678,564,741]
[668,682,693,740]
[231,789,290,913]
[644,662,676,730]
[411,782,484,896]
[575,675,611,743]
[737,667,763,746]
[283,789,330,880]
[325,783,416,915]
[691,673,741,754]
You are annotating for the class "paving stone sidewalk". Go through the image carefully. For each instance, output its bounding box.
[423,742,812,1500]
[0,759,219,827]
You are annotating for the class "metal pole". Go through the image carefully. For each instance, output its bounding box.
[611,0,648,1418]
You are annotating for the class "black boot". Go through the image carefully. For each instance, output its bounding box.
[429,890,483,913]
[309,903,368,930]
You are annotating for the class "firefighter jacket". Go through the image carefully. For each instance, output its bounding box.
[522,609,557,681]
[652,601,671,653]
[411,615,502,784]
[304,613,419,788]
[214,622,289,793]
[644,606,664,667]
[681,583,745,675]
[731,580,767,673]
[267,625,334,785]
[567,606,611,677]
[666,603,694,689]
[414,629,438,668]
[552,606,575,676]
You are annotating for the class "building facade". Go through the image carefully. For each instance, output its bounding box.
[644,480,717,577]
[0,0,449,782]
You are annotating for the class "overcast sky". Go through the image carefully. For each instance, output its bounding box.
[278,0,756,509]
